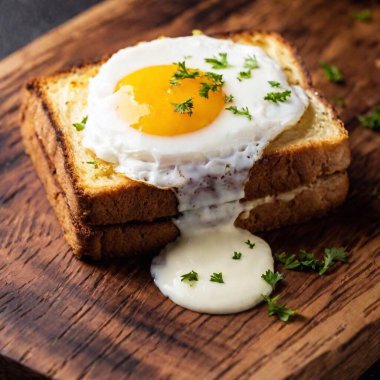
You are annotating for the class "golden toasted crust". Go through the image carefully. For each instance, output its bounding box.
[23,118,348,259]
[20,31,350,227]
[21,119,179,259]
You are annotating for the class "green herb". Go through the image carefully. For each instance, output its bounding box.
[262,294,297,322]
[352,9,372,22]
[184,55,192,59]
[224,94,234,103]
[172,98,194,116]
[225,106,252,120]
[237,70,252,81]
[320,61,344,83]
[276,247,348,275]
[170,61,199,86]
[275,250,320,271]
[87,161,99,169]
[244,55,259,70]
[264,90,292,103]
[204,52,232,69]
[319,247,348,275]
[73,115,88,131]
[245,239,255,249]
[237,55,259,81]
[268,80,281,88]
[232,251,242,260]
[181,270,199,285]
[261,270,284,290]
[358,105,380,131]
[329,96,345,108]
[199,72,224,98]
[210,272,224,283]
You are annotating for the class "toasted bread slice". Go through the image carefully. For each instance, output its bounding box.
[22,120,348,259]
[20,31,350,226]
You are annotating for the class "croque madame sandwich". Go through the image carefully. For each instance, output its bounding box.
[21,31,350,263]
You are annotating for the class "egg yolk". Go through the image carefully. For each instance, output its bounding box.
[115,65,225,136]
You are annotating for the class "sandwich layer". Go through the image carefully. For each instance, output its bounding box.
[22,119,349,259]
[21,31,350,226]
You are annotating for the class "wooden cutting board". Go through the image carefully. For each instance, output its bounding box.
[0,0,379,378]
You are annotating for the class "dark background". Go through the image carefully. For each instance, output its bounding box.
[0,0,378,378]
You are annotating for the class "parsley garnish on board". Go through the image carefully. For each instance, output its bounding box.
[358,105,380,131]
[232,251,242,260]
[170,61,199,86]
[264,90,292,103]
[181,270,199,285]
[245,239,255,249]
[262,294,297,322]
[204,52,232,69]
[87,161,99,169]
[225,106,252,120]
[320,61,344,84]
[319,247,349,275]
[210,272,224,283]
[268,80,281,88]
[261,270,284,290]
[352,9,372,22]
[73,115,88,131]
[199,72,225,98]
[224,94,234,103]
[275,247,348,275]
[172,98,194,116]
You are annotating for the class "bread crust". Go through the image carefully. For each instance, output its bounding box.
[23,121,348,259]
[21,31,350,227]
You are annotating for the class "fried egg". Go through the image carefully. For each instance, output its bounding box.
[83,35,308,197]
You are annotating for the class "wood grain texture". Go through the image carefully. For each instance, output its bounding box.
[0,0,379,379]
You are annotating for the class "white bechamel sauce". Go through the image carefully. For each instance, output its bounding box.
[151,226,273,314]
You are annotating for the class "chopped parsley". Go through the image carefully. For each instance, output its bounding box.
[73,115,88,131]
[210,272,224,283]
[261,270,284,290]
[319,247,349,275]
[264,90,292,103]
[352,9,372,22]
[204,52,232,69]
[87,161,99,169]
[245,239,255,249]
[172,98,194,116]
[358,105,380,131]
[199,72,224,98]
[224,94,234,103]
[181,270,199,285]
[237,55,259,81]
[320,61,344,84]
[232,251,242,260]
[275,250,321,271]
[170,61,199,86]
[237,70,252,81]
[268,80,281,88]
[244,55,259,70]
[262,294,297,322]
[225,105,252,120]
[276,247,348,275]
